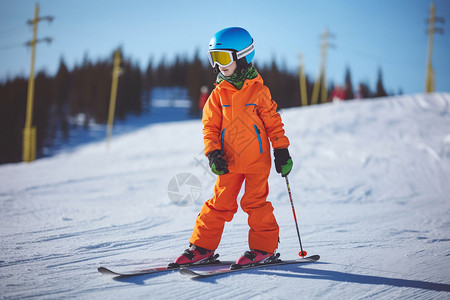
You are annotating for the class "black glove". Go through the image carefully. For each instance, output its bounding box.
[207,149,229,175]
[274,148,293,177]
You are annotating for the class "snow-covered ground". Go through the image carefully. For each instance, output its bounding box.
[1,93,450,299]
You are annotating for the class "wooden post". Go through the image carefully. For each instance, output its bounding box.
[299,54,308,106]
[425,3,436,93]
[23,4,39,162]
[106,49,122,149]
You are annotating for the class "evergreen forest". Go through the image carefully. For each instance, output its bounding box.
[0,48,393,164]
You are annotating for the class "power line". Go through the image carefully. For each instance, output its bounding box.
[0,43,24,51]
[0,29,29,39]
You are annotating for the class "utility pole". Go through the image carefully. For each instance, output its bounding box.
[298,54,308,106]
[106,49,122,149]
[425,2,444,93]
[311,29,334,105]
[23,3,53,162]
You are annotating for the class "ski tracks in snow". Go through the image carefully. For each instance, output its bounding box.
[1,93,450,299]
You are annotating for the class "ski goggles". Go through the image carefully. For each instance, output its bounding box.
[208,42,254,68]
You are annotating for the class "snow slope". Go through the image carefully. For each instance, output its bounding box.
[1,93,450,299]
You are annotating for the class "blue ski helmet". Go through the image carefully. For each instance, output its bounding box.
[209,27,255,64]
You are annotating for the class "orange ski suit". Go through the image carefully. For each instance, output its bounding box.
[189,74,290,253]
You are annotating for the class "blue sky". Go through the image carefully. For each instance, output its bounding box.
[1,0,449,95]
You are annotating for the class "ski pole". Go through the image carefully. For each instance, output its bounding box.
[285,175,307,257]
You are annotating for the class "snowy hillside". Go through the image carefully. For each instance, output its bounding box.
[1,93,450,299]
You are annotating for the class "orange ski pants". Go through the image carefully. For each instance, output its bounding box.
[189,173,279,253]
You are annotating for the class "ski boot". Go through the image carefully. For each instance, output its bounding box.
[230,249,280,270]
[168,244,218,268]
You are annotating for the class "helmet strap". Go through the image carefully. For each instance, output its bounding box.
[236,58,251,75]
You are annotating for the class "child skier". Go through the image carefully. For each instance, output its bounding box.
[171,27,293,268]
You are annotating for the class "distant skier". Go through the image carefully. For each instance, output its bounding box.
[330,85,347,103]
[171,27,293,268]
[198,85,209,111]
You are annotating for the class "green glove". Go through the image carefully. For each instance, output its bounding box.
[274,148,293,177]
[207,150,229,175]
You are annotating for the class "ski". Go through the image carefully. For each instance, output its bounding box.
[98,265,174,277]
[98,254,228,277]
[179,254,320,278]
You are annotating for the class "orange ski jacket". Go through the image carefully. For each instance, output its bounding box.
[202,74,290,174]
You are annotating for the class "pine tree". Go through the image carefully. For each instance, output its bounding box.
[0,77,27,163]
[33,71,52,156]
[53,57,70,138]
[344,67,354,100]
[376,68,387,98]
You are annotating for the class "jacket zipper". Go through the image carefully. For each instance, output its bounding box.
[221,128,225,149]
[253,125,263,154]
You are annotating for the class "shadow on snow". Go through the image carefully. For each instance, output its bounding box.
[188,263,450,293]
